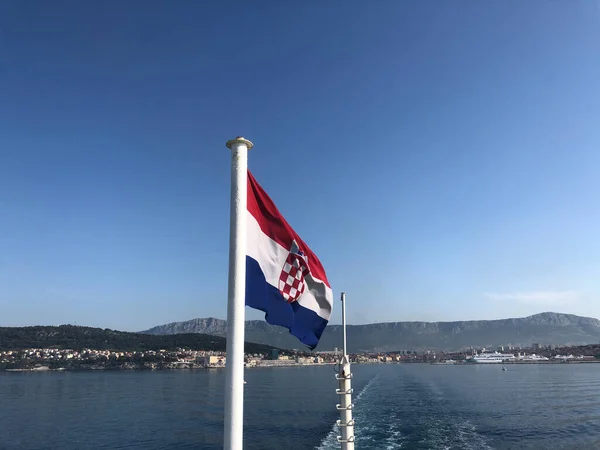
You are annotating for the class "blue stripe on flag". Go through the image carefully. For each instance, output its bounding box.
[245,256,328,350]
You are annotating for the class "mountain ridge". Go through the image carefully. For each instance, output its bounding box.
[0,324,278,354]
[139,312,600,352]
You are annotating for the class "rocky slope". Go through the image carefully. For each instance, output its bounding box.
[140,312,600,353]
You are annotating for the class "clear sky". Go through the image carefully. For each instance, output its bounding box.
[1,1,599,330]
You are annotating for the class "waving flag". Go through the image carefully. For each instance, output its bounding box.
[245,170,333,349]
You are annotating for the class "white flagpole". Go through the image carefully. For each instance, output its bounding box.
[224,136,253,450]
[336,292,355,450]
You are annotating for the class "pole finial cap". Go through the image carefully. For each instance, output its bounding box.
[226,136,254,150]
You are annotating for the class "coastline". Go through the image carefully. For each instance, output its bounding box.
[431,360,600,366]
[4,360,600,373]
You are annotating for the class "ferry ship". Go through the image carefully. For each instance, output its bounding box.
[471,352,516,363]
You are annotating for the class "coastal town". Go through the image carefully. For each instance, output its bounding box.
[0,347,334,371]
[1,342,599,371]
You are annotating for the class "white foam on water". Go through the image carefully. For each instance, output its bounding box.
[384,428,405,449]
[419,417,492,450]
[315,374,380,450]
[316,370,490,450]
[456,419,493,450]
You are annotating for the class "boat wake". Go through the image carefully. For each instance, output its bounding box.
[315,373,380,450]
[315,368,492,450]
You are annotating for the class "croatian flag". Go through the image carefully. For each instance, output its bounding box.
[246,170,333,350]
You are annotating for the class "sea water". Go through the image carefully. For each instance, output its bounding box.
[1,364,600,449]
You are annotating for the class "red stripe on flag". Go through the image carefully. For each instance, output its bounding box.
[247,170,331,288]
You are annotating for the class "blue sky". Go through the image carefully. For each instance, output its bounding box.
[1,1,599,330]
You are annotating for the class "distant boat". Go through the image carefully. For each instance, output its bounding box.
[471,352,516,364]
[502,366,507,371]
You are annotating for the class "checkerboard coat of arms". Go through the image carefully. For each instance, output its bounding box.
[278,240,310,303]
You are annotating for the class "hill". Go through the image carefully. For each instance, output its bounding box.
[140,312,600,352]
[0,324,277,354]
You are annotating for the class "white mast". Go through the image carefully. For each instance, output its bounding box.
[336,292,355,449]
[223,136,253,450]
